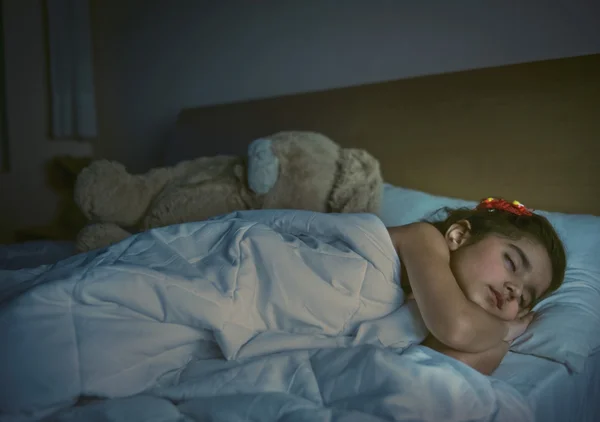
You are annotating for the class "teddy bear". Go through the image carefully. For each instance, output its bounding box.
[73,131,383,252]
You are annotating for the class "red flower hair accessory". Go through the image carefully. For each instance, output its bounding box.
[476,197,534,217]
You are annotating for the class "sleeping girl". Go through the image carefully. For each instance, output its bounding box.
[391,197,566,375]
[0,197,565,418]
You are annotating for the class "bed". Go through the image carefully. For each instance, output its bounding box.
[1,54,599,421]
[162,54,600,422]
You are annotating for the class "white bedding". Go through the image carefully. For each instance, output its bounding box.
[0,210,533,422]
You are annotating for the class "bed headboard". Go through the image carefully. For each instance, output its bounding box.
[172,54,600,216]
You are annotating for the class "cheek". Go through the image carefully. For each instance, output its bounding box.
[466,259,505,284]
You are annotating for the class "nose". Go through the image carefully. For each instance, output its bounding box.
[505,281,523,300]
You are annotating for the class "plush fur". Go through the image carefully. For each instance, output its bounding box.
[74,131,383,252]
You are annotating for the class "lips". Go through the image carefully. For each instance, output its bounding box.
[490,287,504,309]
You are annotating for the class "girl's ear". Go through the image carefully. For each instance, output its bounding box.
[445,219,472,251]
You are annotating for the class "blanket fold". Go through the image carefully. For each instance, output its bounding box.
[0,210,533,422]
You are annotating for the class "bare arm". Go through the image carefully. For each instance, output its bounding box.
[422,335,510,375]
[389,223,509,353]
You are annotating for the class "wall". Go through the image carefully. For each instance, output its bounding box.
[1,1,599,241]
[174,54,600,215]
[0,1,91,242]
[90,0,600,173]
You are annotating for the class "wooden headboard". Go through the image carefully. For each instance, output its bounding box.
[175,54,600,216]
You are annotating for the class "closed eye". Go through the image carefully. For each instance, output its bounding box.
[504,253,516,272]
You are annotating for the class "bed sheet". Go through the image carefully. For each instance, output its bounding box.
[494,351,600,422]
[0,240,75,270]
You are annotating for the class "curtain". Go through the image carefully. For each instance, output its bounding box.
[45,0,97,139]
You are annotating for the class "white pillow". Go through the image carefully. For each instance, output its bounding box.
[380,184,600,373]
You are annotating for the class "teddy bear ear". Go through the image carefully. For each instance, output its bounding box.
[329,148,383,214]
[247,137,280,195]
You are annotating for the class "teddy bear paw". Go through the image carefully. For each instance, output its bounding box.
[75,222,132,253]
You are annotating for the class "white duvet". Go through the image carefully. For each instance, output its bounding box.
[0,210,533,422]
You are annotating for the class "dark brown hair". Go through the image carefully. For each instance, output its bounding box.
[427,204,567,302]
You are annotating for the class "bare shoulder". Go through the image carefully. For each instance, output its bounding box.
[387,223,448,258]
[387,222,425,242]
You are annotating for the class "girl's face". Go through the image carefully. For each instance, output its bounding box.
[446,221,553,321]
